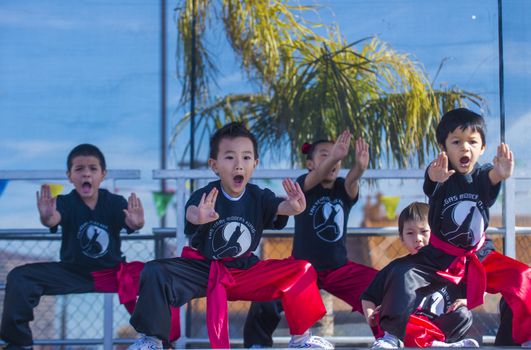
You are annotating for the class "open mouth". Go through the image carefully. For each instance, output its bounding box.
[233,175,244,185]
[459,156,471,166]
[82,182,92,193]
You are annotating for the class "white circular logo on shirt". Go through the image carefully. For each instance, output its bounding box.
[442,200,484,247]
[418,291,445,316]
[313,201,344,242]
[78,222,110,258]
[211,221,252,259]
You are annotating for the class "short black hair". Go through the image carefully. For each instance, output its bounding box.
[302,140,333,160]
[398,201,429,238]
[436,108,486,147]
[67,144,106,171]
[209,122,258,159]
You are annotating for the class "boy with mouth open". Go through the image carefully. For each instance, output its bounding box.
[0,144,145,350]
[128,122,331,349]
[368,108,531,348]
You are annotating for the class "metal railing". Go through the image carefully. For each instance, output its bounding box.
[1,168,530,348]
[154,168,531,259]
[153,168,531,348]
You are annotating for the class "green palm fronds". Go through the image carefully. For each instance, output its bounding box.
[172,0,484,168]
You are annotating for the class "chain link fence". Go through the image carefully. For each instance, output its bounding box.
[182,230,530,348]
[0,229,176,350]
[1,170,530,348]
[1,229,529,349]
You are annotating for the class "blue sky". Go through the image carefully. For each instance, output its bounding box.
[1,0,531,231]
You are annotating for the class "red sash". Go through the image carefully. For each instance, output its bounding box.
[429,234,486,309]
[92,260,181,341]
[92,261,144,306]
[404,314,446,347]
[181,246,249,349]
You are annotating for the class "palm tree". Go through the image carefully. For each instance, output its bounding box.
[171,0,483,168]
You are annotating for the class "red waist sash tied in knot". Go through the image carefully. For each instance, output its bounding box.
[429,234,486,309]
[92,260,181,342]
[182,246,250,349]
[92,261,145,311]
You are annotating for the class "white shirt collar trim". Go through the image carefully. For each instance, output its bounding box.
[220,186,245,201]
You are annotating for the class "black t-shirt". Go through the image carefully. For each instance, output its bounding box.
[361,254,466,320]
[292,174,357,270]
[185,180,287,267]
[52,189,133,271]
[423,163,500,249]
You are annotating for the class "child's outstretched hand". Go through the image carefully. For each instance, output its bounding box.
[187,187,220,225]
[281,178,306,214]
[124,193,145,230]
[354,137,369,172]
[428,152,455,183]
[492,143,514,181]
[36,184,57,223]
[331,130,352,161]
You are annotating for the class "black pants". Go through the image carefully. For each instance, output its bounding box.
[243,300,283,347]
[378,241,500,340]
[377,248,453,339]
[130,258,211,342]
[0,262,95,346]
[494,298,518,346]
[243,288,472,347]
[431,306,472,343]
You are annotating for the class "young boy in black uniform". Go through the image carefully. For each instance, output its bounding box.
[128,122,331,350]
[370,108,531,348]
[362,202,478,348]
[243,130,378,348]
[0,144,145,350]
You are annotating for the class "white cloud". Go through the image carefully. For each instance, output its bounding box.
[0,7,152,33]
[95,137,159,172]
[1,139,68,154]
[0,139,71,167]
[0,136,159,172]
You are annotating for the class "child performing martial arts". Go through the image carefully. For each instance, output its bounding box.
[1,144,145,350]
[243,130,378,348]
[128,122,332,349]
[369,108,531,348]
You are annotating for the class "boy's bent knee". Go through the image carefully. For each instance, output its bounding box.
[140,260,165,277]
[6,265,32,285]
[453,306,472,320]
